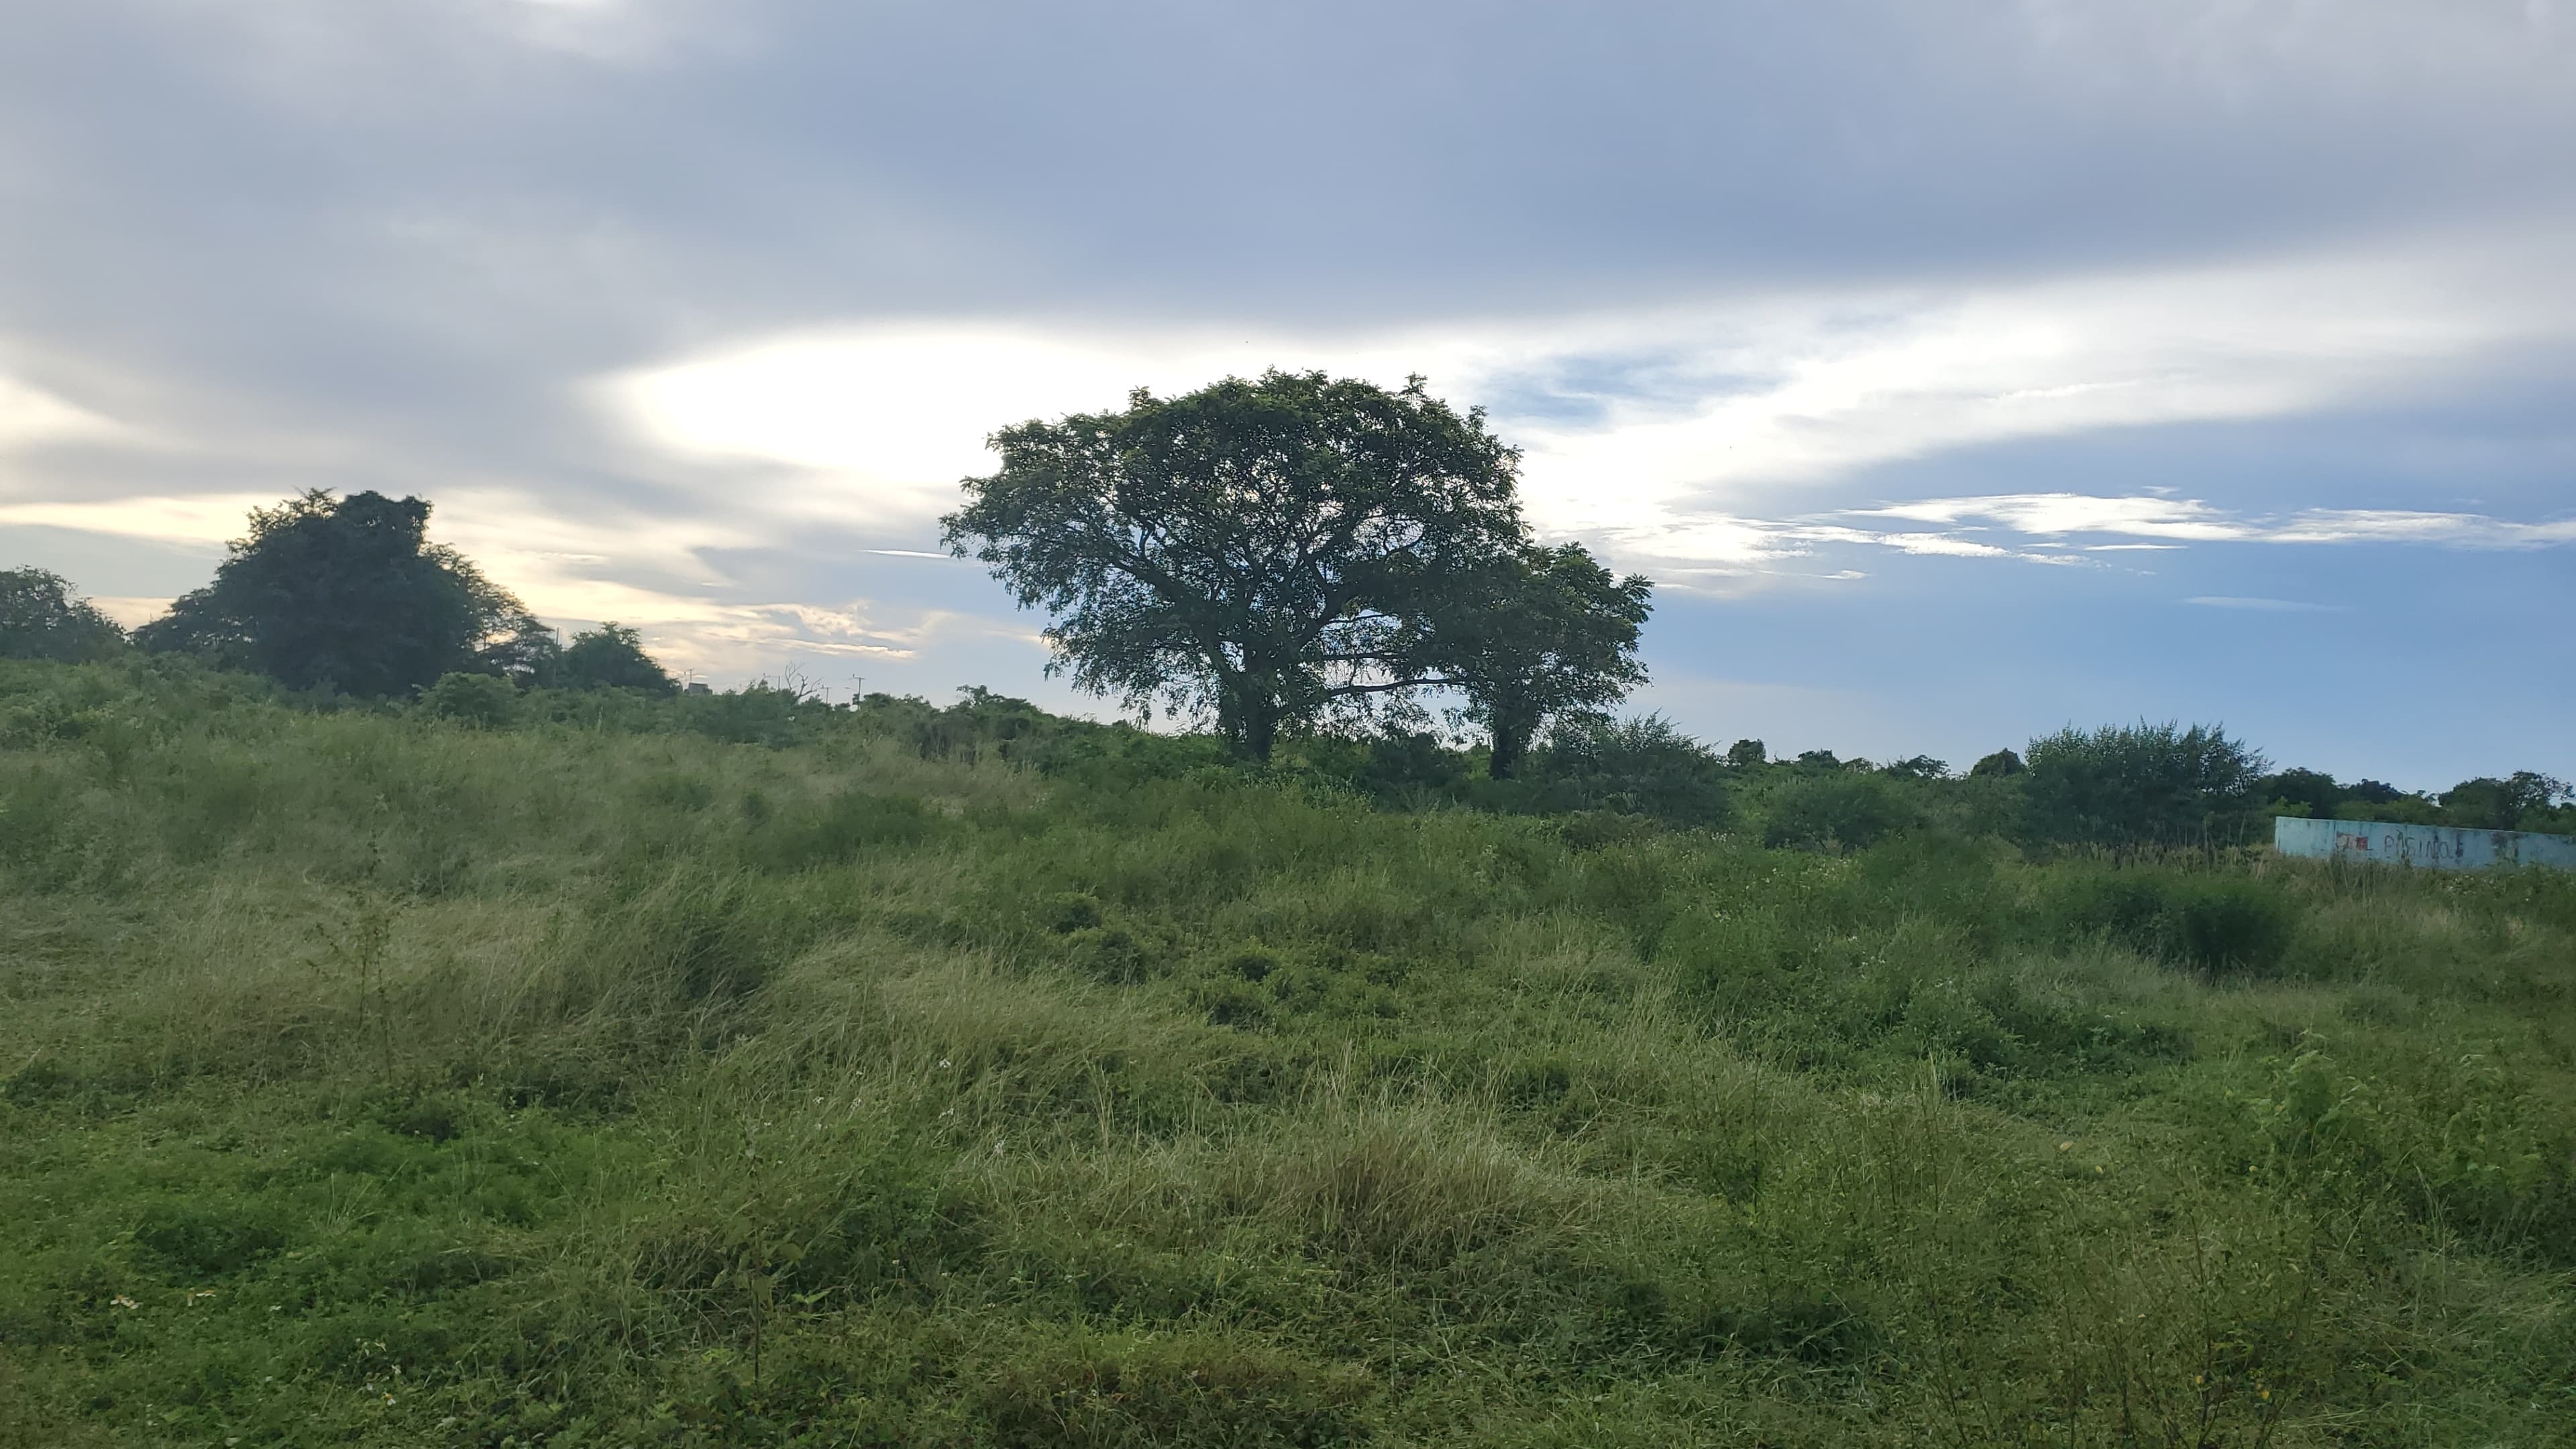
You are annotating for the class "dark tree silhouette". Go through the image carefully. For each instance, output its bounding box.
[136,490,541,697]
[1427,543,1651,778]
[945,372,1527,760]
[0,568,127,662]
[559,623,677,694]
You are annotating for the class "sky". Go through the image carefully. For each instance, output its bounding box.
[1,0,2571,790]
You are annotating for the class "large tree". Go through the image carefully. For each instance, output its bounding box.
[136,490,545,697]
[1428,543,1652,778]
[944,371,1527,760]
[0,568,128,663]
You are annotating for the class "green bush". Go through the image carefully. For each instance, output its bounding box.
[2023,720,2266,848]
[1761,771,1913,851]
[420,670,518,728]
[2049,866,2298,974]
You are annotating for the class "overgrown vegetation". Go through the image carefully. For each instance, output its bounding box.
[3,656,2572,1446]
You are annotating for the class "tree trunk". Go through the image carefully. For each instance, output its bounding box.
[1218,675,1281,762]
[1487,696,1537,779]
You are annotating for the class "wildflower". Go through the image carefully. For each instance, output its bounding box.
[111,1295,140,1311]
[2057,1141,2074,1152]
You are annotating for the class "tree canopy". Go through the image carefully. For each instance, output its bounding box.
[1424,543,1652,777]
[0,568,127,663]
[944,370,1650,761]
[2023,720,2267,847]
[135,490,545,698]
[559,623,678,694]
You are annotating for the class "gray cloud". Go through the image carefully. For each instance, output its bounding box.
[1,0,2571,771]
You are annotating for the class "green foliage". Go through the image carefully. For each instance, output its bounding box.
[0,567,127,662]
[943,370,1527,760]
[3,659,2574,1445]
[1760,771,1914,851]
[2023,720,2267,849]
[1519,714,1733,828]
[419,671,517,729]
[131,490,541,698]
[557,621,676,694]
[2047,866,2298,975]
[1968,747,2024,777]
[2437,771,2571,831]
[1428,542,1652,778]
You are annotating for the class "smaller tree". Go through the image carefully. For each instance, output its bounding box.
[559,623,677,694]
[1431,543,1652,779]
[2023,721,2267,848]
[1969,749,2026,778]
[1726,738,1767,769]
[0,568,126,662]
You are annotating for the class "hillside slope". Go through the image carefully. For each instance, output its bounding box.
[2,661,2572,1446]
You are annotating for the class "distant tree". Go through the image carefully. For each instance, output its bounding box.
[476,608,563,688]
[2255,766,2344,818]
[1880,754,1950,782]
[558,623,676,694]
[944,371,1526,761]
[0,568,126,662]
[1794,749,1842,771]
[134,490,539,698]
[2437,771,2570,831]
[1969,749,2026,778]
[1430,543,1652,779]
[1727,739,1767,769]
[2023,721,2267,848]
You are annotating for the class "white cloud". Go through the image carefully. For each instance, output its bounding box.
[0,492,267,542]
[2185,596,2342,612]
[0,376,136,450]
[1841,494,2576,551]
[602,225,2576,577]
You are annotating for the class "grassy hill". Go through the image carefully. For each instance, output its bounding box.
[2,658,2571,1446]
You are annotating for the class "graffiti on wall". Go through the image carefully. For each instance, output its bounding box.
[2275,816,2576,872]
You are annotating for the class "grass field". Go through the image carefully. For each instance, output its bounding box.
[3,658,2571,1446]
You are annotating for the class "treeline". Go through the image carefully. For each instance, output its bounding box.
[1,490,678,699]
[3,368,2567,849]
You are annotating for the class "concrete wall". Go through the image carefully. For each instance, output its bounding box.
[2273,816,2576,871]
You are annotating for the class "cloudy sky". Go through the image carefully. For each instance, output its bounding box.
[3,0,2571,786]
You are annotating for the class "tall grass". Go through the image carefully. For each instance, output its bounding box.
[2,659,2572,1445]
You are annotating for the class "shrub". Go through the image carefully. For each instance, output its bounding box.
[421,670,519,728]
[1762,773,1912,851]
[2049,867,2296,974]
[1524,714,1732,828]
[2023,720,2267,848]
